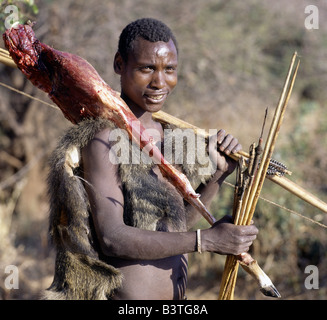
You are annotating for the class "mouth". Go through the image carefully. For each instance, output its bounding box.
[144,93,167,104]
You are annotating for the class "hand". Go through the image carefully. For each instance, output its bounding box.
[202,215,258,255]
[216,129,242,155]
[207,129,242,182]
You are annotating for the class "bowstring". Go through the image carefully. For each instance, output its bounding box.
[0,80,59,110]
[223,181,327,229]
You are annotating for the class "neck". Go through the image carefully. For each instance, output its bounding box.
[121,92,156,128]
[120,92,164,142]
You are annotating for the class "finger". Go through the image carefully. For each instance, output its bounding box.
[224,137,239,155]
[231,142,242,154]
[219,134,233,153]
[234,244,250,256]
[216,129,226,144]
[225,137,240,154]
[239,225,258,237]
[219,135,241,156]
[240,240,255,252]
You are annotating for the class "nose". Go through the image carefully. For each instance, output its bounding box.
[149,70,165,90]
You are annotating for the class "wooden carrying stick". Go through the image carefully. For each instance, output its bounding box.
[3,47,325,214]
[0,48,16,68]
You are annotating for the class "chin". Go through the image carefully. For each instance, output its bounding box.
[146,103,164,113]
[142,94,168,113]
[140,99,165,113]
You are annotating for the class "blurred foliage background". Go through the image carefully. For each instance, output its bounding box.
[0,0,326,300]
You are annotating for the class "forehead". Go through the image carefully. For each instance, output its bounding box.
[129,37,178,64]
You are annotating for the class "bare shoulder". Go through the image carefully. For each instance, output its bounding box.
[82,127,118,164]
[82,127,120,182]
[83,127,112,155]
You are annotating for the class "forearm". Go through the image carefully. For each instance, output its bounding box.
[185,181,219,228]
[100,224,197,260]
[186,171,228,229]
[185,130,241,229]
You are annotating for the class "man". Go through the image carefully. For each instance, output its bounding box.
[80,18,258,300]
[45,18,258,300]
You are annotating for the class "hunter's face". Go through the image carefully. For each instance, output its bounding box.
[117,37,178,115]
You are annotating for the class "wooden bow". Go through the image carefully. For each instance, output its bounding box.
[217,52,300,299]
[153,52,327,299]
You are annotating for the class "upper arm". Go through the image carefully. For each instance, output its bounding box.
[81,128,199,260]
[82,128,125,252]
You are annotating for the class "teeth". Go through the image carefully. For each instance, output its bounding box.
[147,95,164,100]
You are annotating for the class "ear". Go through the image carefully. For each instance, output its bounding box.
[113,52,123,75]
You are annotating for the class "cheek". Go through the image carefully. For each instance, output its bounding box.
[167,75,178,90]
[122,74,143,95]
[129,72,151,90]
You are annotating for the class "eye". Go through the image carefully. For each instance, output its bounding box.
[140,66,154,73]
[165,66,177,74]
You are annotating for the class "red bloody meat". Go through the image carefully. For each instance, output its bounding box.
[3,23,214,224]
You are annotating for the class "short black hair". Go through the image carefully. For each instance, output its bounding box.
[118,18,178,62]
